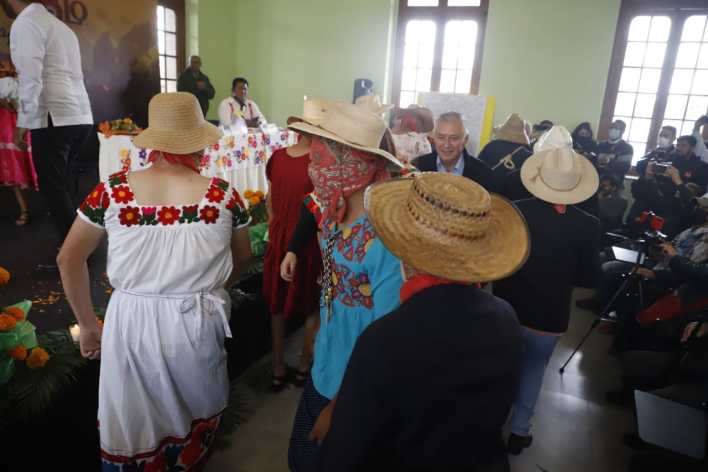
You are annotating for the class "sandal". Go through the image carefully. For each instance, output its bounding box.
[15,211,29,226]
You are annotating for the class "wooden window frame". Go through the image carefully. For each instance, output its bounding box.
[600,0,708,154]
[392,0,488,106]
[157,0,186,82]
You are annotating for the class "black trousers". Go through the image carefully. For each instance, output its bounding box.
[30,122,93,243]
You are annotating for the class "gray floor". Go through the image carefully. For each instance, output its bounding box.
[207,288,635,472]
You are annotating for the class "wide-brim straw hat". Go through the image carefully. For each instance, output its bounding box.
[134,92,222,154]
[366,172,530,283]
[287,99,333,126]
[521,125,598,205]
[393,105,434,133]
[494,113,530,146]
[354,94,394,117]
[289,101,404,170]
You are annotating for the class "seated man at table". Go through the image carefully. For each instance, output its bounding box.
[218,77,267,129]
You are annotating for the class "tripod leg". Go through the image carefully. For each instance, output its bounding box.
[559,318,600,374]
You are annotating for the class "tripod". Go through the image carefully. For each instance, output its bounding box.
[559,243,647,375]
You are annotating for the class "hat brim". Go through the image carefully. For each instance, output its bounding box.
[133,121,222,154]
[288,121,403,170]
[520,150,599,205]
[287,115,325,126]
[366,178,530,283]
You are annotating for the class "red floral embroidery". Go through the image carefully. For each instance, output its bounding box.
[200,205,220,224]
[86,182,106,207]
[119,207,141,227]
[157,207,181,225]
[101,192,110,209]
[111,185,134,204]
[206,186,226,203]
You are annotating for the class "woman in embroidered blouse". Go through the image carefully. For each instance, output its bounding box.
[285,102,406,472]
[57,93,253,472]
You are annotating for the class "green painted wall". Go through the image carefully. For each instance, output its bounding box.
[479,0,621,132]
[193,0,621,131]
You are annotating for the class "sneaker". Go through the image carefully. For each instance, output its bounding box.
[507,433,533,455]
[576,297,600,312]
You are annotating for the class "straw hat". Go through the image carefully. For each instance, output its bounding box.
[393,105,434,133]
[354,94,394,117]
[494,113,530,146]
[366,172,529,283]
[134,92,222,154]
[521,126,599,205]
[287,98,333,126]
[289,101,404,169]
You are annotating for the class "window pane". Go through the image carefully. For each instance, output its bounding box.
[638,68,661,93]
[619,67,641,92]
[643,42,666,68]
[692,70,708,94]
[665,94,688,119]
[686,95,708,121]
[448,0,481,5]
[649,16,671,42]
[161,80,166,93]
[166,32,177,56]
[165,7,176,32]
[681,15,707,42]
[167,80,177,93]
[440,69,456,93]
[628,16,651,42]
[455,69,472,93]
[681,121,695,136]
[614,92,636,116]
[634,93,656,118]
[401,68,416,90]
[157,31,165,55]
[442,20,477,69]
[166,56,177,79]
[416,68,432,91]
[159,55,166,78]
[624,42,646,67]
[403,44,419,67]
[156,6,164,31]
[407,0,438,6]
[676,42,701,69]
[629,117,652,142]
[670,69,694,94]
[629,142,647,157]
[698,44,708,69]
[399,91,416,108]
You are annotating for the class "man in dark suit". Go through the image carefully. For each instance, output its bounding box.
[413,111,496,191]
[177,55,216,117]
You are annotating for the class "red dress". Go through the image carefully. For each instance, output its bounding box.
[263,148,322,318]
[0,108,37,189]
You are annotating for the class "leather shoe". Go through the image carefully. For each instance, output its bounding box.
[507,433,532,455]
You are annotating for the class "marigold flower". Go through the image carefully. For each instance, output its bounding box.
[26,347,50,369]
[0,314,17,332]
[9,345,27,361]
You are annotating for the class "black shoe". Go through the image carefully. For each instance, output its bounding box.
[36,263,58,272]
[507,433,532,455]
[576,297,600,312]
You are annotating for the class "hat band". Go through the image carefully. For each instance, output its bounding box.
[406,201,485,242]
[411,179,488,219]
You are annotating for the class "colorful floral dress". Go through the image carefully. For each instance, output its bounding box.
[77,170,250,471]
[311,214,403,399]
[0,76,37,189]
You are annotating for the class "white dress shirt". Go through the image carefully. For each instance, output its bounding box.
[218,96,266,128]
[10,3,93,129]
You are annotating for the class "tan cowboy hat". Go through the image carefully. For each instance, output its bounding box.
[289,101,404,169]
[134,92,222,154]
[393,105,434,133]
[521,126,599,205]
[354,94,394,117]
[287,99,333,126]
[494,113,530,146]
[366,172,530,283]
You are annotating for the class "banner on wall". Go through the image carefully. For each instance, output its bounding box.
[417,92,496,156]
[0,0,160,126]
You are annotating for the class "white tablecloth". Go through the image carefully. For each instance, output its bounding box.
[98,128,298,194]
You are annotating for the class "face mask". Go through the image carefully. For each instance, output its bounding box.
[608,129,621,141]
[658,137,672,149]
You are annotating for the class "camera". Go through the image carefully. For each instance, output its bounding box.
[654,163,670,175]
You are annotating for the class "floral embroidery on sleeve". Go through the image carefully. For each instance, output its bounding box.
[226,188,251,229]
[78,182,110,228]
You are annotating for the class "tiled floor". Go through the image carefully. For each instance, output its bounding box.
[207,288,637,472]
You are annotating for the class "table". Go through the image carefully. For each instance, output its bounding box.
[98,128,298,194]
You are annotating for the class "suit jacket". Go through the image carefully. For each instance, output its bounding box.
[177,69,216,116]
[414,150,497,192]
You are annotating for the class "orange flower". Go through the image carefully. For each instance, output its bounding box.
[0,314,17,332]
[26,347,50,369]
[244,190,255,199]
[3,306,25,322]
[254,190,265,199]
[8,345,27,361]
[248,196,262,206]
[0,266,9,285]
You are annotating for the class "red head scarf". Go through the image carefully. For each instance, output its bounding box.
[147,150,201,173]
[308,136,390,224]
